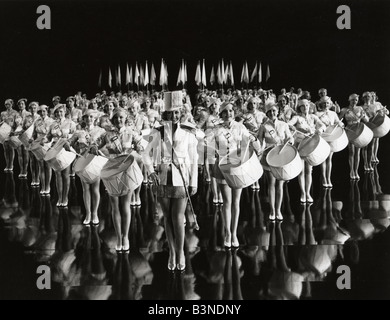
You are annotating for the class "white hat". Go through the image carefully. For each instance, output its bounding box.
[319,96,332,104]
[349,93,359,101]
[298,99,309,107]
[164,91,183,111]
[265,103,278,114]
[219,101,234,115]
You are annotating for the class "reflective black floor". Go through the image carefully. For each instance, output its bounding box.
[1,142,390,300]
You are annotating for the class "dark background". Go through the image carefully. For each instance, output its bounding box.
[0,0,390,301]
[0,0,389,107]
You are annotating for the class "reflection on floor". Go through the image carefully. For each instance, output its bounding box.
[0,164,389,300]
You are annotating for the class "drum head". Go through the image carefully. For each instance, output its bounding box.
[371,115,385,126]
[44,147,60,161]
[267,145,297,167]
[298,135,319,157]
[0,122,11,132]
[74,154,94,171]
[101,154,135,178]
[346,123,366,141]
[31,141,40,150]
[323,125,343,141]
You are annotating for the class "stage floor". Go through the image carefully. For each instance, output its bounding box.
[0,143,389,300]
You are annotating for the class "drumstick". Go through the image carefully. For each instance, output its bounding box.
[172,149,200,231]
[370,110,382,122]
[344,126,356,133]
[70,150,83,157]
[120,152,133,165]
[295,130,312,137]
[278,139,290,155]
[322,122,341,136]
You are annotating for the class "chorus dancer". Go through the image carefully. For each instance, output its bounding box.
[119,95,128,109]
[288,99,326,203]
[240,98,266,190]
[258,104,294,221]
[64,110,106,225]
[143,91,198,271]
[50,96,61,117]
[316,96,344,188]
[204,98,223,203]
[30,105,54,194]
[41,104,77,206]
[1,99,19,172]
[206,101,262,248]
[361,92,389,170]
[339,94,369,180]
[192,97,209,186]
[241,98,266,134]
[87,98,103,115]
[361,92,375,171]
[128,100,150,132]
[152,92,165,114]
[11,98,31,178]
[277,95,295,122]
[315,88,341,113]
[369,92,389,164]
[90,108,143,252]
[181,103,196,125]
[66,96,82,124]
[141,97,160,127]
[24,102,42,186]
[127,100,150,205]
[103,99,116,120]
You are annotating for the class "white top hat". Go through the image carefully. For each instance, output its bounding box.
[164,91,183,111]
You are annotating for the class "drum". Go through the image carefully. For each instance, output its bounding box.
[100,154,143,196]
[298,134,330,166]
[8,135,22,149]
[73,153,108,184]
[219,150,263,189]
[18,125,34,148]
[321,125,348,153]
[366,114,390,138]
[345,123,373,148]
[266,144,302,181]
[0,122,11,143]
[44,147,76,172]
[30,141,50,161]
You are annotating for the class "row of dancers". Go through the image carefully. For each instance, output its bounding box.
[0,87,388,272]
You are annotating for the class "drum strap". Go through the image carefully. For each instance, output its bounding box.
[265,125,280,145]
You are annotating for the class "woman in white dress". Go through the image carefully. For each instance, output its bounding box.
[41,104,77,206]
[316,96,344,187]
[288,99,326,202]
[65,110,106,225]
[206,102,262,248]
[258,104,294,220]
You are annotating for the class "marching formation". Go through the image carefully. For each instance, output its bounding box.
[0,87,389,272]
